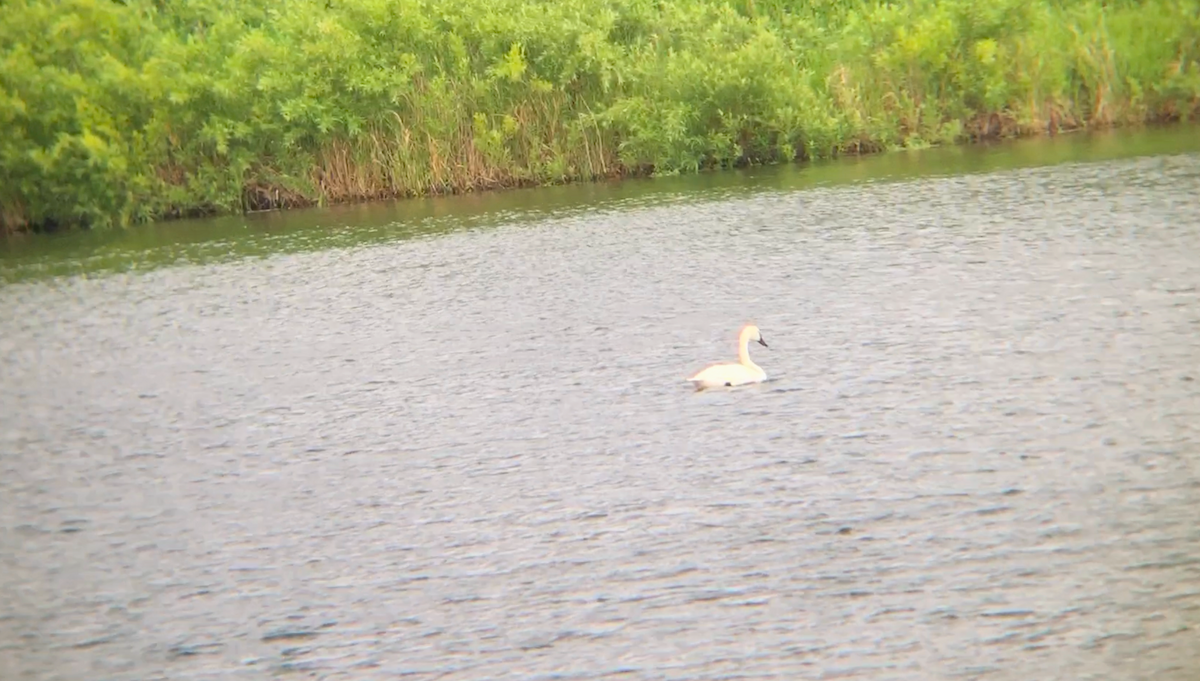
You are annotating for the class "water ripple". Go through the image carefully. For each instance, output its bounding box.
[2,151,1200,680]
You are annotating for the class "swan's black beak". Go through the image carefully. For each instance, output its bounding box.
[758,337,769,348]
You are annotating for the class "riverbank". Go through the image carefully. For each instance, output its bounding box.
[3,0,1198,234]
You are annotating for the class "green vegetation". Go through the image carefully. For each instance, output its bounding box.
[3,0,1199,233]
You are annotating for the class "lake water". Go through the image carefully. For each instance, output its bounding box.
[3,127,1200,680]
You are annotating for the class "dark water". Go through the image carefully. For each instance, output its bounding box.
[3,128,1200,680]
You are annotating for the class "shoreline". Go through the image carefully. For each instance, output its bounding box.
[11,116,1195,238]
[233,115,1192,216]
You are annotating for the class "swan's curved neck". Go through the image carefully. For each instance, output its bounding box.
[737,330,760,371]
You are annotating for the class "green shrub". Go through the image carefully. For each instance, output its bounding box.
[2,0,1198,232]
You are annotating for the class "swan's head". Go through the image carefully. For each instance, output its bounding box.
[745,324,768,348]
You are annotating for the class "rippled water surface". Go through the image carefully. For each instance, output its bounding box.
[3,130,1200,680]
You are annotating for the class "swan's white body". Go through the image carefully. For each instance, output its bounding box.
[687,324,769,390]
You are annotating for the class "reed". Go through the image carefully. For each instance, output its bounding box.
[3,0,1198,233]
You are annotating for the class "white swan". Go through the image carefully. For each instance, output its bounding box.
[687,324,769,390]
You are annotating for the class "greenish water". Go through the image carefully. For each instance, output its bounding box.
[2,124,1199,285]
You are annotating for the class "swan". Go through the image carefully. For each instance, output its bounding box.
[687,324,769,390]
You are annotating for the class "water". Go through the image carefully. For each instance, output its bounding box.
[2,128,1200,680]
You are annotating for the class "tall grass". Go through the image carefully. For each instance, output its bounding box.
[3,0,1198,232]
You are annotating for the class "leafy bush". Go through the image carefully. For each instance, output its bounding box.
[2,0,1198,232]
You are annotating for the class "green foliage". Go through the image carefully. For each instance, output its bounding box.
[3,0,1199,232]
